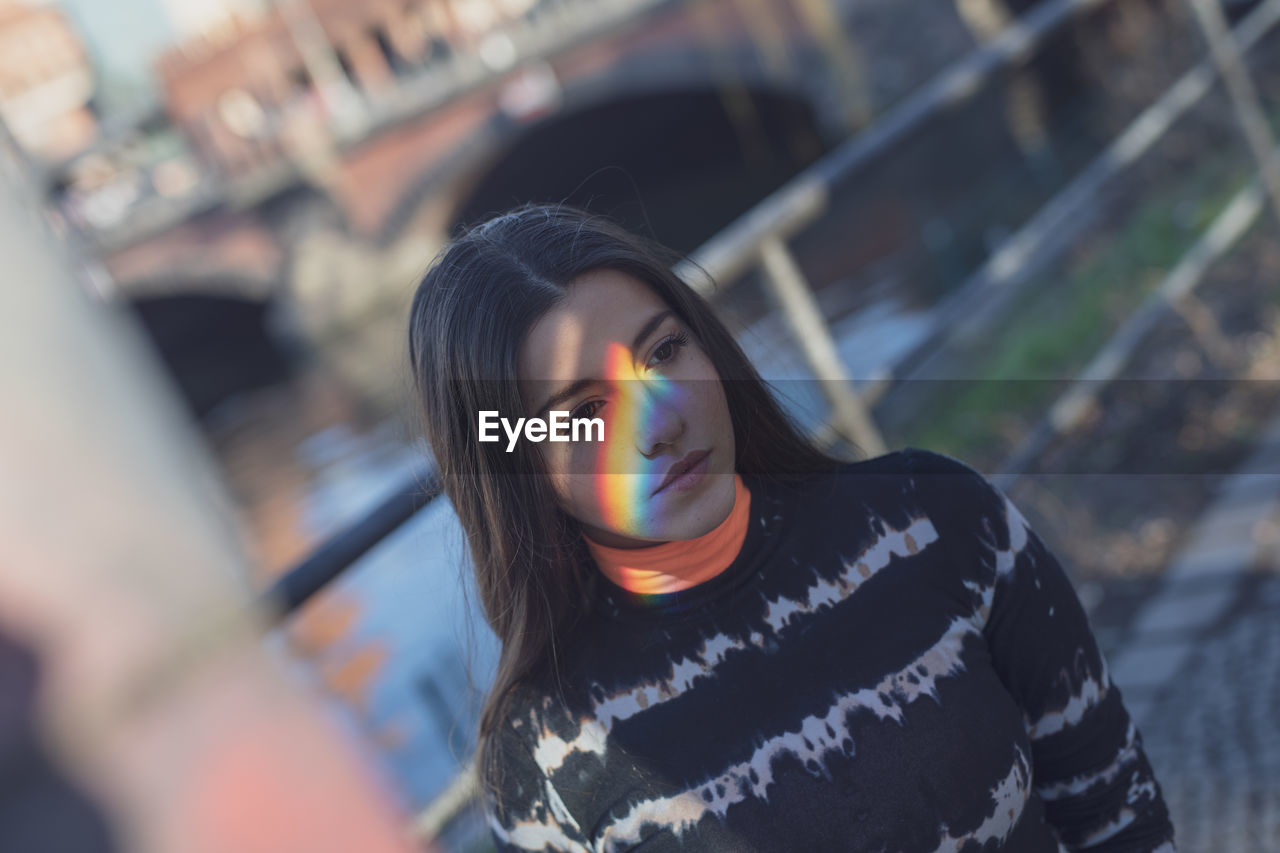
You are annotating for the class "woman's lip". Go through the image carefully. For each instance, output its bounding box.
[653,449,712,496]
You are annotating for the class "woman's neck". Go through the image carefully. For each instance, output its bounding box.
[583,474,751,595]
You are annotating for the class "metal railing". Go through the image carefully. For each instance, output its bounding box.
[260,463,441,616]
[258,0,1280,846]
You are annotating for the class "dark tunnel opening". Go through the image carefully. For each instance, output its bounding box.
[127,293,295,421]
[451,87,831,255]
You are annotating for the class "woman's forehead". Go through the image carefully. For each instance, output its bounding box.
[519,269,671,383]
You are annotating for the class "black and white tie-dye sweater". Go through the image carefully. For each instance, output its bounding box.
[483,447,1176,852]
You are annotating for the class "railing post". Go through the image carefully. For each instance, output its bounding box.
[1185,0,1280,228]
[273,0,370,140]
[756,236,888,458]
[411,759,480,843]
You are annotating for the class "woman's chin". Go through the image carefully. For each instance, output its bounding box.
[657,473,738,539]
[580,473,737,545]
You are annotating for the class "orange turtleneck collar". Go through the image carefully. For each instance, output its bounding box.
[584,473,751,595]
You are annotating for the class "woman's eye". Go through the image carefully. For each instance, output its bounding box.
[571,400,603,421]
[648,332,689,369]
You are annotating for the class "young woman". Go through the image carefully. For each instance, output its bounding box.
[406,203,1176,852]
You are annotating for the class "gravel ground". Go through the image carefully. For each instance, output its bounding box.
[1137,572,1280,852]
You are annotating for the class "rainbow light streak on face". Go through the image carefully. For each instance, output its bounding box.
[593,340,682,536]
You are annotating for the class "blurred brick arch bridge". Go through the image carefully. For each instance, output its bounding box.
[103,0,871,302]
[88,0,914,417]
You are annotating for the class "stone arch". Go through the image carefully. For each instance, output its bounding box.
[446,84,829,255]
[126,291,295,419]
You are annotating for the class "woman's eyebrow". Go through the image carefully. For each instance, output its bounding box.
[535,310,675,417]
[630,309,674,355]
[537,377,600,419]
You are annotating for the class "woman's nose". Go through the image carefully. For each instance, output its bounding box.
[635,383,685,458]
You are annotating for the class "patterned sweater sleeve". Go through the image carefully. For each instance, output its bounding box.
[482,712,595,853]
[905,448,1176,852]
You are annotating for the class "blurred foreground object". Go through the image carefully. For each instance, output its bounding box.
[0,0,98,162]
[0,629,118,853]
[0,134,420,851]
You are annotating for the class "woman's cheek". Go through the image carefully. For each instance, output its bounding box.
[567,438,600,477]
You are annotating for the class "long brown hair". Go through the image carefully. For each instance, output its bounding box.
[406,202,849,803]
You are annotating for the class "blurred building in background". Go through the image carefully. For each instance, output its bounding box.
[159,0,265,42]
[0,0,98,162]
[154,0,461,180]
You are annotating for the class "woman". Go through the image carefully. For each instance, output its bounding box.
[406,203,1176,852]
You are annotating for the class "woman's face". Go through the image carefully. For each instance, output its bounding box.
[517,268,737,548]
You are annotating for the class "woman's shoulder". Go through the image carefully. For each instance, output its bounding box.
[480,682,596,851]
[835,445,980,476]
[481,682,562,797]
[815,446,1005,532]
[786,446,971,499]
[490,667,587,750]
[833,446,996,500]
[742,446,916,495]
